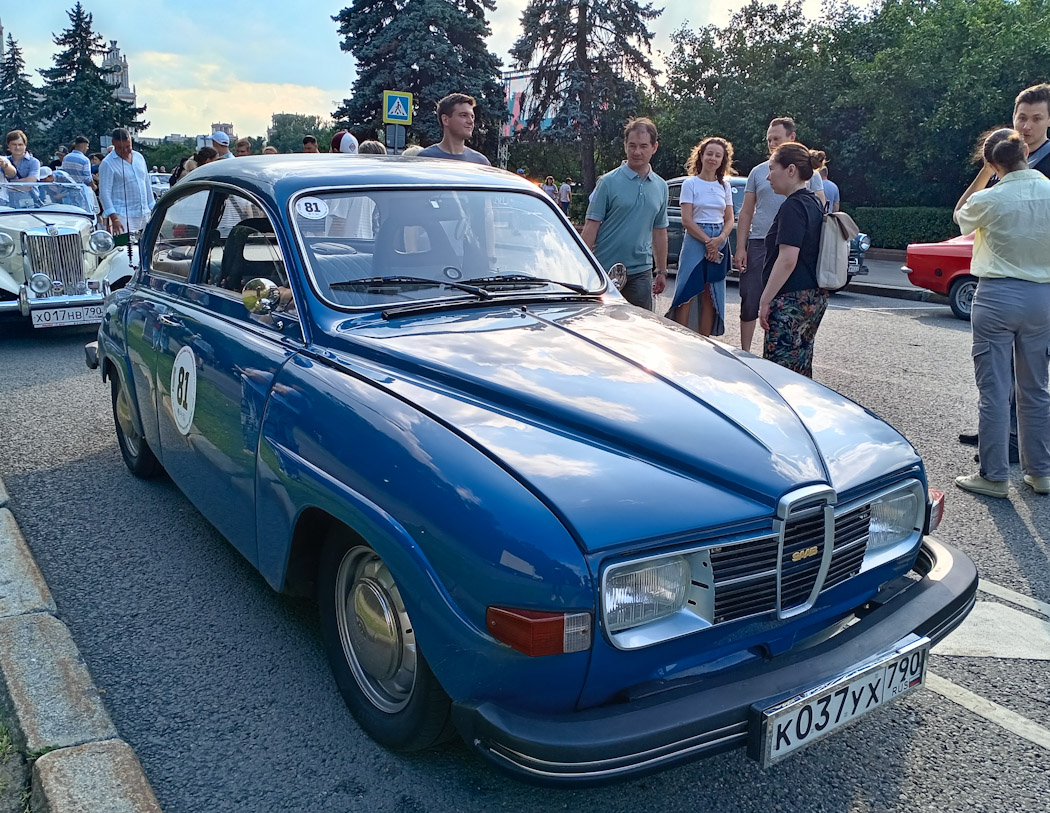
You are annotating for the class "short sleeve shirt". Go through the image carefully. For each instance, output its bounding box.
[680,176,732,224]
[822,179,840,212]
[61,151,93,185]
[559,183,571,202]
[745,160,824,239]
[762,189,824,295]
[586,162,669,275]
[12,154,41,181]
[416,145,490,165]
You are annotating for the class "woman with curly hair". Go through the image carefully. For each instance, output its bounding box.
[668,136,735,336]
[758,142,828,377]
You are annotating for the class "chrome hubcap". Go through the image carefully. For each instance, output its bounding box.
[334,547,417,713]
[115,383,141,456]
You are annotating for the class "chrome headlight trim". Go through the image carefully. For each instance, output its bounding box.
[852,479,925,571]
[88,230,115,256]
[857,233,871,252]
[0,233,15,259]
[29,272,52,295]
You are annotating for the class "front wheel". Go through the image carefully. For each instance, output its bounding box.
[111,374,160,478]
[318,535,454,751]
[949,276,977,321]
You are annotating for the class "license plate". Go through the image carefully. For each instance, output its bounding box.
[756,637,930,767]
[31,305,104,328]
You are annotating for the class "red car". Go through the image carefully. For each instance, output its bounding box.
[903,234,975,320]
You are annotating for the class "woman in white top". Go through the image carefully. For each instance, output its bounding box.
[669,137,735,336]
[953,128,1050,498]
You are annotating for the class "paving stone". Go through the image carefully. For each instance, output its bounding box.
[0,613,116,753]
[0,509,56,619]
[31,739,161,813]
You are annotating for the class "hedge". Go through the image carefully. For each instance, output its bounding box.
[844,206,958,250]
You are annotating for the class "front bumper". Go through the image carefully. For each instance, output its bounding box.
[452,537,976,786]
[0,288,106,317]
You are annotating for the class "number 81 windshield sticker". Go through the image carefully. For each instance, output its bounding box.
[295,196,329,220]
[171,346,197,435]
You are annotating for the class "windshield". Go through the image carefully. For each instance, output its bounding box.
[0,182,94,215]
[291,189,604,309]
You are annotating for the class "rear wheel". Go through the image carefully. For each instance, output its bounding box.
[949,276,977,321]
[111,374,160,478]
[317,534,454,751]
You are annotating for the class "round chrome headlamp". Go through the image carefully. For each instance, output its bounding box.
[608,262,628,292]
[857,233,871,252]
[0,233,14,259]
[29,273,52,294]
[88,230,115,255]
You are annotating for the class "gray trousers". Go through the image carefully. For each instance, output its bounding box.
[622,270,653,310]
[971,277,1050,480]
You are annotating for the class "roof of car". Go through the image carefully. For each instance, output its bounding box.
[179,154,536,203]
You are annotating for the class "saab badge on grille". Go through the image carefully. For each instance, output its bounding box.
[791,545,819,563]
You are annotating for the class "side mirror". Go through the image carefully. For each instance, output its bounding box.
[608,262,628,291]
[242,278,280,314]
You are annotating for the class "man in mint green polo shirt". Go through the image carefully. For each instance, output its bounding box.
[583,118,669,310]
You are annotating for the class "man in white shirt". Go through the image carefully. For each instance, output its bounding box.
[98,128,154,235]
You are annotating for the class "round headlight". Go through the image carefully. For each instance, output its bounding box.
[0,233,14,259]
[858,233,871,252]
[608,262,628,292]
[29,273,52,294]
[88,230,115,255]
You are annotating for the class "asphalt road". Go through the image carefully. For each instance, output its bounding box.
[1,289,1048,812]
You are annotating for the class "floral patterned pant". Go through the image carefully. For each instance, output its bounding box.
[763,288,829,378]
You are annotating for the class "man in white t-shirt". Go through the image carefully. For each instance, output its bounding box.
[558,177,572,215]
[734,117,826,352]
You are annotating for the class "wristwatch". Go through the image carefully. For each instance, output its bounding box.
[655,269,667,275]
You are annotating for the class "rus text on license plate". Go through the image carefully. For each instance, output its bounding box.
[31,305,105,328]
[756,637,930,766]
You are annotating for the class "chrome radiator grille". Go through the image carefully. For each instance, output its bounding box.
[709,502,870,624]
[26,233,86,295]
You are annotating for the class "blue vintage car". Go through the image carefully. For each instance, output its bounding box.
[86,156,976,785]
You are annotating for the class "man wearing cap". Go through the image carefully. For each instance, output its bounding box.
[330,131,359,154]
[211,131,232,159]
[98,128,154,236]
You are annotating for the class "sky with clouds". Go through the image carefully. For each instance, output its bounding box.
[3,1,821,140]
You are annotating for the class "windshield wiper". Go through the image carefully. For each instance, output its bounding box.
[462,274,592,294]
[329,275,492,299]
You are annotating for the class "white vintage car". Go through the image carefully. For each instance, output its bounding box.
[0,182,137,328]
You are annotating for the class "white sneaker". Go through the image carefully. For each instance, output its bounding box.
[954,473,1008,498]
[1023,474,1050,494]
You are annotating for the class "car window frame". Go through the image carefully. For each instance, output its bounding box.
[140,184,216,284]
[287,183,609,314]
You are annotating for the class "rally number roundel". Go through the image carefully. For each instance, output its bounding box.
[170,346,197,435]
[295,196,329,220]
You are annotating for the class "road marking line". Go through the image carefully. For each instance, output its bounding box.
[827,304,943,312]
[978,580,1050,619]
[926,673,1050,752]
[933,601,1050,659]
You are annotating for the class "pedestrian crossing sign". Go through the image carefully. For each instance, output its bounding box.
[383,91,413,125]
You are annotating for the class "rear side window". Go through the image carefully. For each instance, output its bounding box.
[199,192,288,293]
[149,191,209,280]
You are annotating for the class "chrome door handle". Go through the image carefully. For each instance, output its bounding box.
[157,315,181,327]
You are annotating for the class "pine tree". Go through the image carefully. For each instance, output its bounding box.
[511,0,660,192]
[332,0,505,154]
[37,3,148,155]
[0,34,40,140]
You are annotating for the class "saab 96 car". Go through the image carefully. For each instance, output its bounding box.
[86,156,976,785]
[0,181,135,328]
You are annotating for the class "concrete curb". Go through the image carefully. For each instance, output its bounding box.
[846,281,947,303]
[0,485,161,812]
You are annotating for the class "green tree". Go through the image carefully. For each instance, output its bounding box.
[138,139,195,172]
[266,113,339,153]
[510,0,661,192]
[37,3,148,157]
[332,0,505,156]
[0,34,41,142]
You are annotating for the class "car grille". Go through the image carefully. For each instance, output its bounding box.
[26,233,87,295]
[709,501,870,624]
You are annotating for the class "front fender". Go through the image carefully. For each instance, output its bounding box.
[255,353,594,712]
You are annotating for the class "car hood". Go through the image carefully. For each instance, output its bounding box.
[321,301,920,552]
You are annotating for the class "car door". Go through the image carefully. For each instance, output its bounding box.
[150,188,302,565]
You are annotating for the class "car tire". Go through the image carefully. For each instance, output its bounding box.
[111,374,160,478]
[317,534,454,751]
[948,276,977,321]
